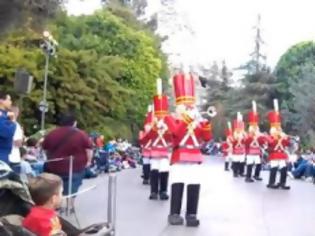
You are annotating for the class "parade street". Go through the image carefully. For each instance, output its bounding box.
[72,157,315,236]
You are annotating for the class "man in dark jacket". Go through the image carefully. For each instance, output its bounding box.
[42,112,93,212]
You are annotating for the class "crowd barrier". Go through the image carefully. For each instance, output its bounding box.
[41,155,117,236]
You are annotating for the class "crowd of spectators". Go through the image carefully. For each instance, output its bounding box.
[91,136,140,174]
[0,90,140,214]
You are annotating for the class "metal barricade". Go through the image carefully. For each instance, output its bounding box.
[105,174,117,236]
[43,155,117,235]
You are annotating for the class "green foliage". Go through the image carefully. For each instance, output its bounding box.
[0,0,65,35]
[275,41,315,101]
[274,41,315,146]
[0,8,168,140]
[283,64,315,147]
[202,61,233,140]
[231,71,279,131]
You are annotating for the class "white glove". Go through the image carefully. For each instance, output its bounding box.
[144,124,152,132]
[157,120,167,129]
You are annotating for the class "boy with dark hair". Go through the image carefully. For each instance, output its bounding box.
[23,173,65,236]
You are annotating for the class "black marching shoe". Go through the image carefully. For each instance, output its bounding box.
[254,176,263,181]
[267,184,279,189]
[186,214,200,227]
[143,179,149,185]
[245,177,254,183]
[168,214,184,225]
[279,184,290,190]
[159,192,169,200]
[149,192,158,200]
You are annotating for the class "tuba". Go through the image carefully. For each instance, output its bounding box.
[202,106,217,118]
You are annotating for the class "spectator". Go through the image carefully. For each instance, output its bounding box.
[23,173,65,236]
[288,150,314,180]
[0,91,16,164]
[25,138,44,175]
[104,140,116,154]
[25,138,40,162]
[42,112,93,212]
[8,106,24,173]
[19,147,36,182]
[95,135,105,149]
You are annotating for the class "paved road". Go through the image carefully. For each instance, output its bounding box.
[69,157,315,236]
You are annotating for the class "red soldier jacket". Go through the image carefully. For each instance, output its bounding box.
[232,137,246,155]
[138,131,152,158]
[266,135,290,160]
[141,120,173,159]
[245,135,267,155]
[165,115,212,164]
[221,140,232,157]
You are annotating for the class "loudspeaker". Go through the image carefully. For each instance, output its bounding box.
[14,70,33,94]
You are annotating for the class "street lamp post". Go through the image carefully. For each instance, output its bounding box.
[39,31,57,132]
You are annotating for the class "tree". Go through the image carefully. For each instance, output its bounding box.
[231,71,279,130]
[284,64,315,147]
[229,14,278,131]
[274,41,315,101]
[238,14,267,75]
[0,0,64,35]
[202,61,233,139]
[0,8,168,140]
[274,41,315,139]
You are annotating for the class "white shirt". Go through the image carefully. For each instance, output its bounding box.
[9,122,23,163]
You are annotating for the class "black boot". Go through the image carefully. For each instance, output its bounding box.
[232,162,239,177]
[149,170,159,200]
[168,183,184,225]
[159,172,169,200]
[186,184,200,227]
[224,162,229,171]
[245,164,254,183]
[279,167,290,190]
[267,167,279,189]
[142,164,150,185]
[254,164,263,181]
[239,162,245,177]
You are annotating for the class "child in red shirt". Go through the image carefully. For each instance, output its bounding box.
[23,173,65,236]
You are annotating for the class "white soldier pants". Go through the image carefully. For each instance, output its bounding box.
[142,157,150,165]
[269,160,287,168]
[150,158,170,172]
[225,154,233,162]
[246,155,261,165]
[170,163,203,184]
[231,154,246,162]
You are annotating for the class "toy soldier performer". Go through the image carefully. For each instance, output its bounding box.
[139,105,153,185]
[165,70,215,227]
[231,112,247,178]
[144,79,172,200]
[245,101,266,183]
[221,122,233,171]
[266,99,290,190]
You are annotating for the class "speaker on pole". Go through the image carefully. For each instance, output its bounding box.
[14,69,33,94]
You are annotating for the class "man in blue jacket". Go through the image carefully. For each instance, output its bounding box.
[0,91,16,164]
